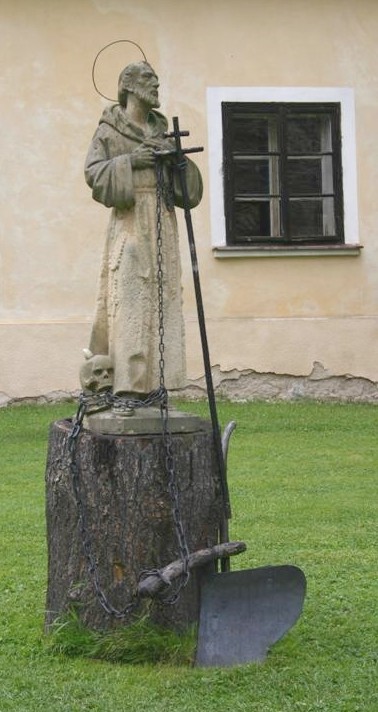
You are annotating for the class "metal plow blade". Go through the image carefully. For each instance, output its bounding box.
[196,564,306,667]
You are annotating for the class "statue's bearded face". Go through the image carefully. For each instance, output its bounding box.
[118,62,160,109]
[132,65,160,108]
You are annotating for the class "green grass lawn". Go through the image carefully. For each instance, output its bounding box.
[0,400,377,711]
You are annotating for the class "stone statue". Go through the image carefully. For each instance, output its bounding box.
[82,61,203,405]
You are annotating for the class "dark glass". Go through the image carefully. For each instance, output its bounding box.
[287,158,322,195]
[289,199,324,237]
[232,115,275,154]
[234,201,271,237]
[234,159,270,194]
[287,115,329,154]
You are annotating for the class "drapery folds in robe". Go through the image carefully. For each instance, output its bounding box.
[85,104,203,395]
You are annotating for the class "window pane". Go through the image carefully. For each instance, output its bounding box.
[289,199,322,237]
[288,156,334,196]
[234,159,270,194]
[287,158,322,195]
[287,115,332,154]
[321,155,334,194]
[232,115,278,153]
[322,197,336,236]
[289,198,335,238]
[234,201,271,237]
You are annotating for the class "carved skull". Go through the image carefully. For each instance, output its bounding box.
[79,352,114,393]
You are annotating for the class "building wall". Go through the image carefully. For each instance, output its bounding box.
[1,0,378,401]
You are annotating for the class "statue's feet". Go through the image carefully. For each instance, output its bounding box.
[112,401,135,417]
[112,392,147,418]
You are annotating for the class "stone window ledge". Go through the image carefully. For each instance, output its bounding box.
[213,244,363,258]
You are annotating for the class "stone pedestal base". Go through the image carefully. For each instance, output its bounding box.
[84,407,206,436]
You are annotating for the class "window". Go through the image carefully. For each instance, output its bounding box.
[207,87,359,257]
[222,102,344,246]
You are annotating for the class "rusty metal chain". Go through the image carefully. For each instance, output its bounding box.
[152,157,190,602]
[78,387,166,414]
[155,150,175,212]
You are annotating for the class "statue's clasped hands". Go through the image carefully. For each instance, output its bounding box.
[130,138,175,170]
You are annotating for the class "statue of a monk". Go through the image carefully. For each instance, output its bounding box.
[83,62,203,402]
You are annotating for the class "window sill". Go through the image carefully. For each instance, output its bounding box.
[213,244,363,258]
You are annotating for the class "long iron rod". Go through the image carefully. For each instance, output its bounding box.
[169,116,231,520]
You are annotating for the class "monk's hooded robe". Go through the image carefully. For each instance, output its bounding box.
[85,104,203,395]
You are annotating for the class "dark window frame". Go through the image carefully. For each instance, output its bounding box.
[222,102,344,247]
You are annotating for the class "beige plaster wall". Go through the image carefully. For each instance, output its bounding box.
[1,0,378,399]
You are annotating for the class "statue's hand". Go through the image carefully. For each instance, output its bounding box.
[130,145,156,169]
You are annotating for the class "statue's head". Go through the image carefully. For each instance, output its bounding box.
[118,61,160,108]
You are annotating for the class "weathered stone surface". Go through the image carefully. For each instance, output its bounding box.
[0,391,80,409]
[181,363,378,404]
[0,392,11,408]
[82,61,203,398]
[3,361,378,409]
[84,407,210,435]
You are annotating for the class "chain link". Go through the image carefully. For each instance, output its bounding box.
[154,157,190,602]
[63,155,190,617]
[156,158,166,390]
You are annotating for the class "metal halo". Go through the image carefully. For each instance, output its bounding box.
[92,39,148,102]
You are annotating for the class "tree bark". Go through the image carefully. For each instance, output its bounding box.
[45,418,223,631]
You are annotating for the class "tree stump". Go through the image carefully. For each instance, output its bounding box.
[45,416,223,632]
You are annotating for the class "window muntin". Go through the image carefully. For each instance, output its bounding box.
[222,102,344,246]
